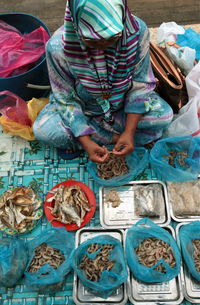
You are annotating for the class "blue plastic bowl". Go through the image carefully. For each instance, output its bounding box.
[0,13,51,100]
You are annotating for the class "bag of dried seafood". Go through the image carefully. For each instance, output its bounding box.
[72,235,128,298]
[0,237,27,287]
[125,218,181,283]
[87,147,149,186]
[24,227,74,291]
[150,136,200,181]
[179,221,200,281]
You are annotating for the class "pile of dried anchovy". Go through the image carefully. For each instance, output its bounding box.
[0,186,42,233]
[164,151,188,168]
[193,239,200,272]
[105,189,122,208]
[135,238,176,273]
[47,185,91,227]
[79,243,115,281]
[28,243,65,273]
[97,153,129,180]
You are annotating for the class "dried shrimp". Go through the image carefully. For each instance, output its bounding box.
[193,239,200,272]
[79,243,115,281]
[135,238,176,273]
[97,153,129,180]
[28,243,65,273]
[47,185,90,227]
[0,186,42,233]
[164,151,188,168]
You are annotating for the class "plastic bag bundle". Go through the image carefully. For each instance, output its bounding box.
[125,219,181,283]
[0,91,49,140]
[179,221,200,281]
[177,28,200,61]
[24,227,74,291]
[0,20,49,78]
[0,237,27,287]
[72,235,128,299]
[87,147,149,186]
[150,136,200,181]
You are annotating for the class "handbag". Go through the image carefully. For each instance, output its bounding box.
[150,42,188,113]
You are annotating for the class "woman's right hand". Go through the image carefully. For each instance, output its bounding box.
[78,135,109,163]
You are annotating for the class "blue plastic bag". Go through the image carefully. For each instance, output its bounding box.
[179,221,200,281]
[150,136,200,181]
[72,235,128,298]
[125,218,181,283]
[177,28,200,61]
[24,227,74,291]
[87,147,149,186]
[0,237,27,287]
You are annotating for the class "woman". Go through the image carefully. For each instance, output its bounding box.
[33,0,173,163]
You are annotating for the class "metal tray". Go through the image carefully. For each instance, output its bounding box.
[167,179,200,222]
[73,227,128,305]
[127,225,184,305]
[176,222,200,303]
[99,180,170,229]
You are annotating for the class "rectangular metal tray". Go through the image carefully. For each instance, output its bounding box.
[73,227,128,305]
[167,179,200,223]
[176,222,200,303]
[127,225,184,305]
[99,180,170,229]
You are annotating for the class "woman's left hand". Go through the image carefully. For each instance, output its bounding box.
[112,132,134,157]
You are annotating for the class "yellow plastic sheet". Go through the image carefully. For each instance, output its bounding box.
[0,97,49,141]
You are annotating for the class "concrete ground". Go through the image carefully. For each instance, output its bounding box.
[1,0,200,33]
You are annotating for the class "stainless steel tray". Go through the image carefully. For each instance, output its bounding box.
[127,225,184,305]
[176,222,200,303]
[167,179,200,223]
[73,227,128,305]
[99,180,170,229]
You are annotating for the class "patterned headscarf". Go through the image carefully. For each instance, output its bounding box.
[71,0,124,39]
[63,0,140,120]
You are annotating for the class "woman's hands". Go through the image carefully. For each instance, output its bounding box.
[113,131,134,157]
[78,135,109,163]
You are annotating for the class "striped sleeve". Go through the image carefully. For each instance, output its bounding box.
[124,17,157,114]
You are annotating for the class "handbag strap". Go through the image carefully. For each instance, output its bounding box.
[150,42,183,89]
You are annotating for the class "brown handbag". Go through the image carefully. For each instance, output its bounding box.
[149,42,188,113]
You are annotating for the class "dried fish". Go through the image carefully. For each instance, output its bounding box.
[47,185,90,227]
[135,238,176,273]
[97,153,129,180]
[167,180,200,216]
[0,187,42,233]
[28,243,65,273]
[79,243,115,281]
[105,189,122,208]
[163,151,188,168]
[134,184,165,217]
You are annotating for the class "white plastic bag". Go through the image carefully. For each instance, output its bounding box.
[157,22,185,46]
[166,45,196,75]
[164,62,200,137]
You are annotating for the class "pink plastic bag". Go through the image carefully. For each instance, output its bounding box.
[0,91,32,126]
[0,20,50,78]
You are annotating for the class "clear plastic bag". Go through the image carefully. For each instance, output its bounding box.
[150,136,200,181]
[24,227,74,291]
[0,237,27,287]
[125,218,181,283]
[72,235,128,299]
[87,147,149,186]
[0,20,49,78]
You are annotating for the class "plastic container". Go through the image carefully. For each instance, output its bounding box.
[0,13,51,100]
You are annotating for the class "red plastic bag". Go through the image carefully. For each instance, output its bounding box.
[0,20,50,78]
[0,91,32,126]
